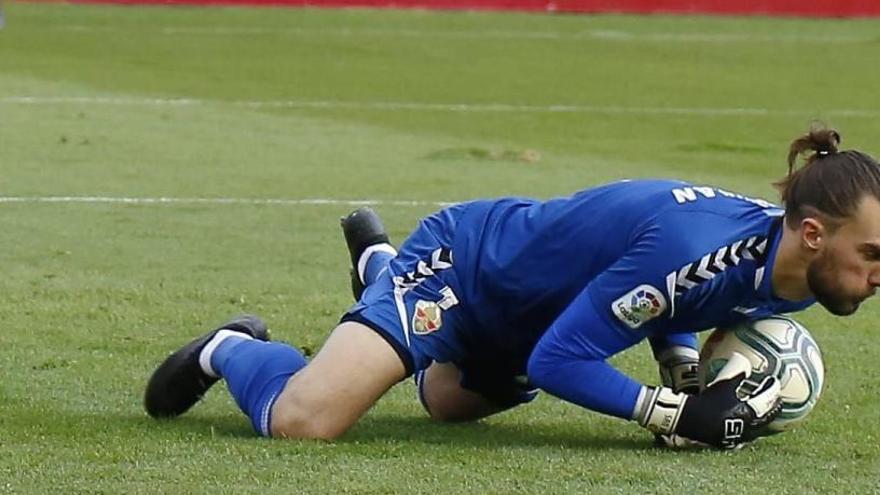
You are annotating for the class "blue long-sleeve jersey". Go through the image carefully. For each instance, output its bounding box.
[443,179,814,418]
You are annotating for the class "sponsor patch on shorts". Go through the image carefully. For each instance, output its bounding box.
[611,284,667,329]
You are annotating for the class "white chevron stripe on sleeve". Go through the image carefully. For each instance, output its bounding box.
[713,245,729,271]
[728,240,743,264]
[694,253,715,280]
[676,263,698,289]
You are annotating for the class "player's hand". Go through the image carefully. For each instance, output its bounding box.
[638,352,782,449]
[652,346,701,447]
[657,346,700,395]
[653,433,707,449]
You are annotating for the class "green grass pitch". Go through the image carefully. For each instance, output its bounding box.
[1,2,880,492]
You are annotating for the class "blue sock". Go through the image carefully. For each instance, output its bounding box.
[364,250,394,286]
[210,337,307,436]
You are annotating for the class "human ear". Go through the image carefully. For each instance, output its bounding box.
[801,218,825,251]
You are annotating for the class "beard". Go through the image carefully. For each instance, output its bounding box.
[807,252,862,316]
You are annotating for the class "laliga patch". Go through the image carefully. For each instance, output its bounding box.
[612,284,667,329]
[413,300,443,335]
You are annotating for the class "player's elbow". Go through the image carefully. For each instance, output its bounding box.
[526,347,554,392]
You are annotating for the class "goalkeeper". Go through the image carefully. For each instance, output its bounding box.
[145,127,880,449]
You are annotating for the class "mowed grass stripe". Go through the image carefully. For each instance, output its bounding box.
[0,196,457,207]
[4,96,880,118]
[45,24,879,44]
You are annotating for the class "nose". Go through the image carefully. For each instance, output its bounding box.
[869,271,880,288]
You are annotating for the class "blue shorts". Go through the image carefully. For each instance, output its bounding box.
[341,203,538,408]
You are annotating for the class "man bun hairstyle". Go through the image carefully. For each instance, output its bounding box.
[775,125,880,230]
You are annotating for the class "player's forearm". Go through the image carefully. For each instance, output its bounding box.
[529,286,647,419]
[527,350,642,420]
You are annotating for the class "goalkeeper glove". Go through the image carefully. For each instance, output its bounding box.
[657,345,700,395]
[635,352,782,449]
[653,345,701,448]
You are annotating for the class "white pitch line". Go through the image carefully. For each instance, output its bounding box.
[49,24,874,44]
[0,196,456,208]
[1,96,203,107]
[3,95,879,118]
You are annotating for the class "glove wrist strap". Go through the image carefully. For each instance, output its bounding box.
[636,386,687,435]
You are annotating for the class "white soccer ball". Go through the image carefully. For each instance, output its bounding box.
[698,315,825,432]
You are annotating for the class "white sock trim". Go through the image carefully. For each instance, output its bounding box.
[260,390,282,437]
[198,329,254,378]
[357,243,397,285]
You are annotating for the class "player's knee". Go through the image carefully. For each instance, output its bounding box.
[270,402,348,440]
[420,383,495,423]
[420,380,458,422]
[425,403,473,423]
[421,396,457,423]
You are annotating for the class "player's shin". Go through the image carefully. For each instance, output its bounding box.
[205,338,308,436]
